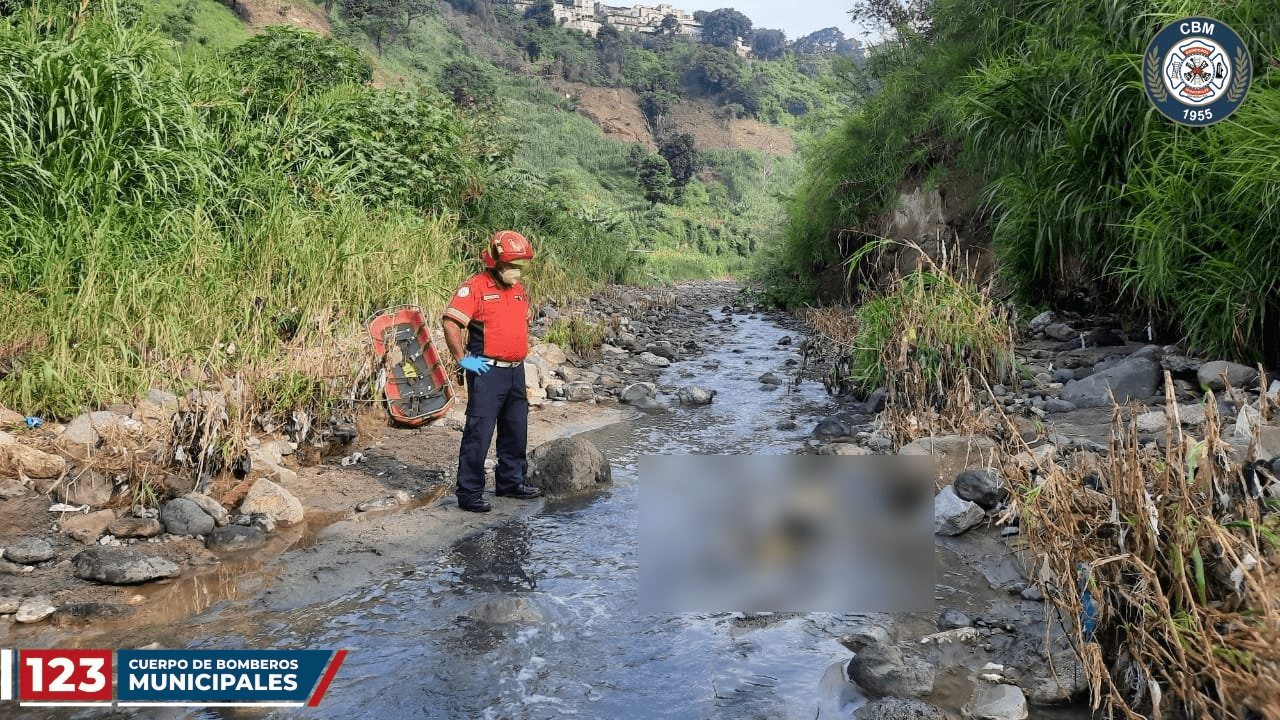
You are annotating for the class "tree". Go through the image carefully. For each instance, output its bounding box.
[638,90,677,133]
[751,28,786,59]
[523,1,555,29]
[699,8,752,49]
[658,13,680,36]
[658,133,696,190]
[438,60,495,109]
[850,0,934,37]
[630,145,671,206]
[340,0,401,53]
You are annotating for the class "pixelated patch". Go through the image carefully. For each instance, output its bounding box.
[457,286,470,297]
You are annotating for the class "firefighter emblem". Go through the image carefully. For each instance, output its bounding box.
[1144,17,1251,126]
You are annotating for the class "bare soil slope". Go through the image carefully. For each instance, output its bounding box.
[552,80,794,156]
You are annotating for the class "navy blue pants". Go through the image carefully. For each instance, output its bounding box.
[456,363,528,505]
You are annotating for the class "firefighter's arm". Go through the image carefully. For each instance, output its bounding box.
[442,317,466,362]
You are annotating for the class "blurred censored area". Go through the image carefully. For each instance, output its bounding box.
[639,455,934,613]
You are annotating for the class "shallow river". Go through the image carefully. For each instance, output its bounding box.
[41,310,1085,719]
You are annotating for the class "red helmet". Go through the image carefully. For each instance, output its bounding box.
[482,230,534,268]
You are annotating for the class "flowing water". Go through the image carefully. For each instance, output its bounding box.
[34,310,1088,719]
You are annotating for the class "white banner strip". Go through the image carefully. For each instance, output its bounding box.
[1,649,10,701]
[20,702,115,707]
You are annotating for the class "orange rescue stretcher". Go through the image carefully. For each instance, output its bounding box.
[368,306,454,426]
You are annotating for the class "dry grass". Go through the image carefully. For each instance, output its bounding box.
[1004,374,1280,719]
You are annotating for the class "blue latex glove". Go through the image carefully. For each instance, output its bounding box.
[459,355,493,374]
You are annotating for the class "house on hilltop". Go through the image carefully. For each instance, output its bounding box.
[502,0,702,39]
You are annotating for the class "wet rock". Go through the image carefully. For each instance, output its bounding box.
[645,341,678,361]
[50,602,136,627]
[184,491,229,526]
[465,596,543,624]
[840,626,892,653]
[938,608,972,630]
[72,546,181,584]
[935,485,984,536]
[630,397,668,414]
[56,470,116,507]
[15,595,55,623]
[776,419,797,431]
[62,509,116,544]
[527,436,611,495]
[855,698,947,720]
[356,496,399,512]
[4,537,55,564]
[676,386,715,405]
[1060,353,1160,407]
[1198,360,1258,391]
[205,525,267,552]
[161,497,215,537]
[0,441,66,479]
[240,478,304,526]
[812,418,850,441]
[637,352,670,368]
[107,517,164,538]
[970,682,1028,720]
[953,469,1003,510]
[758,372,784,385]
[847,643,935,698]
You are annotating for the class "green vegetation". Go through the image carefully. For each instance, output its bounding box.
[769,0,1280,364]
[543,315,606,356]
[850,265,1012,407]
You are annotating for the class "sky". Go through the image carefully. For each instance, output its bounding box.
[676,1,879,42]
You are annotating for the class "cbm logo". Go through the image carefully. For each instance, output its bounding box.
[1145,17,1252,126]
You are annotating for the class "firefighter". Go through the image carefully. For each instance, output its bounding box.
[442,230,543,512]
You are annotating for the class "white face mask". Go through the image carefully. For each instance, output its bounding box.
[499,268,522,285]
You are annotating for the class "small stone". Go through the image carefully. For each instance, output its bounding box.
[636,351,670,368]
[239,478,304,526]
[938,608,971,629]
[15,595,55,623]
[72,546,181,584]
[183,492,229,526]
[106,517,164,538]
[204,525,267,552]
[676,386,715,405]
[971,682,1028,720]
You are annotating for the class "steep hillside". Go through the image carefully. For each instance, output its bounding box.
[550,80,794,155]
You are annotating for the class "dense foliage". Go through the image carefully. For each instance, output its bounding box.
[770,0,1280,363]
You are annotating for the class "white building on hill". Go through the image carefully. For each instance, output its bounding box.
[503,0,703,39]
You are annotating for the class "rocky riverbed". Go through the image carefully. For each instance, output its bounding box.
[2,280,1278,719]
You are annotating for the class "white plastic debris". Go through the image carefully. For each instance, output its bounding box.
[49,503,89,513]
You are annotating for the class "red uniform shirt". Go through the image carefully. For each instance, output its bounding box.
[444,271,530,362]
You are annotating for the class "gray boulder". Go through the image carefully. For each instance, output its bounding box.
[812,418,850,441]
[72,547,181,584]
[620,382,657,404]
[183,492,229,526]
[527,436,611,495]
[239,478,304,526]
[970,683,1028,720]
[4,538,55,564]
[935,485,984,536]
[161,497,215,537]
[1060,353,1160,407]
[1198,360,1258,391]
[847,643,935,698]
[953,469,1003,510]
[465,596,543,624]
[15,595,55,623]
